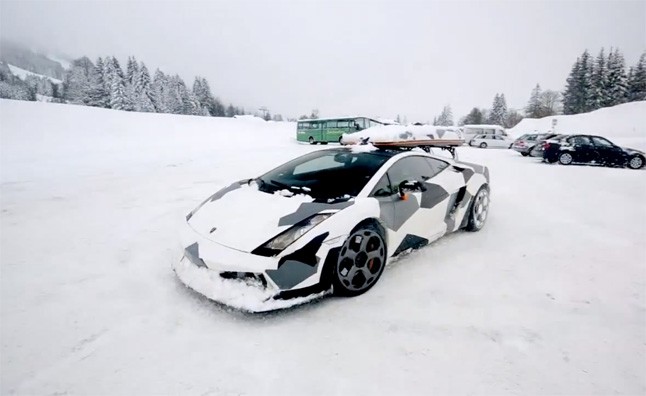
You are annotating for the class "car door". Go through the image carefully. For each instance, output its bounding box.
[590,136,625,165]
[376,156,460,249]
[566,135,595,163]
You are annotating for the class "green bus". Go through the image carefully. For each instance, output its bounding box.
[297,117,383,144]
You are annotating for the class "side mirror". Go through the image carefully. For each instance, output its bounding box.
[398,180,425,199]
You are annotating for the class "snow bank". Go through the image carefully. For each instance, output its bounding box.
[7,64,63,84]
[509,101,646,139]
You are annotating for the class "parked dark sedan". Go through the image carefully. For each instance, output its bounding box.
[542,134,645,169]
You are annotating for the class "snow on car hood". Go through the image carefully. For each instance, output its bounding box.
[187,183,316,252]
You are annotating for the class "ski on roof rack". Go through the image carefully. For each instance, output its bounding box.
[357,138,463,159]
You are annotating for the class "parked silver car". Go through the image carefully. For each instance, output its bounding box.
[511,133,553,156]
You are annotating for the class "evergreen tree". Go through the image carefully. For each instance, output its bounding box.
[434,105,454,126]
[109,74,128,110]
[627,52,646,101]
[226,104,236,117]
[563,57,581,114]
[151,69,169,113]
[193,76,224,116]
[590,48,609,110]
[563,51,594,114]
[488,93,507,125]
[62,56,95,104]
[134,63,155,112]
[526,84,543,118]
[461,107,484,125]
[606,48,628,106]
[126,56,139,85]
[86,57,109,108]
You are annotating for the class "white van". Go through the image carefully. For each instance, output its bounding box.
[462,124,507,144]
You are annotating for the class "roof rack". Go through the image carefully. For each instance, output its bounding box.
[359,138,464,159]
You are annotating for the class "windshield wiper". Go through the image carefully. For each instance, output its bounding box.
[269,179,313,195]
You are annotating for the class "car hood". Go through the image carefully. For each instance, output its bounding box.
[187,182,350,253]
[622,146,644,155]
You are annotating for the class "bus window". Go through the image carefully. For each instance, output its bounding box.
[337,120,350,128]
[354,118,366,130]
[326,120,337,129]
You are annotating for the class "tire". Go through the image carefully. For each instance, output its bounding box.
[627,155,645,170]
[338,136,344,145]
[308,136,315,145]
[521,151,529,157]
[558,152,573,165]
[479,142,487,149]
[332,223,387,297]
[466,186,490,232]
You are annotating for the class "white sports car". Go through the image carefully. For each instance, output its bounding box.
[174,146,490,312]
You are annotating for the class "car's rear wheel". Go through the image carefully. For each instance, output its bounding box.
[558,152,573,165]
[521,151,529,157]
[628,155,645,170]
[479,142,487,149]
[466,186,490,232]
[308,136,315,145]
[333,223,387,297]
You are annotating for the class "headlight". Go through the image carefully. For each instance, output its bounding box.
[261,213,332,251]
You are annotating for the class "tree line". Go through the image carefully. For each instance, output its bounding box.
[432,48,646,129]
[563,49,645,114]
[0,55,292,120]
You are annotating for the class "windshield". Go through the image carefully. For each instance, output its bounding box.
[257,149,391,201]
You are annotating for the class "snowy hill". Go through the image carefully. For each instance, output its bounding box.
[510,101,646,138]
[1,99,645,395]
[7,64,63,84]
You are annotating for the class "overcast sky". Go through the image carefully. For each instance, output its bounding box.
[1,0,644,121]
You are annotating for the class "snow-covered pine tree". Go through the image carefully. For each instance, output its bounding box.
[578,50,594,113]
[126,56,139,86]
[134,63,155,112]
[605,48,628,107]
[86,57,109,108]
[109,74,128,110]
[62,57,95,105]
[435,105,454,126]
[627,52,646,102]
[590,48,608,110]
[562,57,581,114]
[488,93,507,125]
[563,51,594,114]
[151,69,169,113]
[525,84,542,118]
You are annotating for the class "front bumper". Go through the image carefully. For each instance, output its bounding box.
[174,221,334,312]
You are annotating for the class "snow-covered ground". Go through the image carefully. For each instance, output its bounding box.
[1,99,645,395]
[6,64,63,85]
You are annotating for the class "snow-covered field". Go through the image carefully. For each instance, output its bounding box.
[1,100,645,395]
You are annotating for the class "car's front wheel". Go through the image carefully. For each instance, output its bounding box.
[479,142,487,149]
[628,154,645,170]
[558,152,573,165]
[333,223,387,297]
